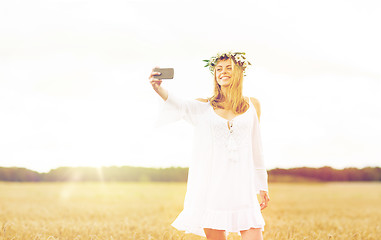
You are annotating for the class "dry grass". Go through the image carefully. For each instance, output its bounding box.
[0,181,380,240]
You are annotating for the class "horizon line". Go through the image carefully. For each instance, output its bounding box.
[1,165,380,174]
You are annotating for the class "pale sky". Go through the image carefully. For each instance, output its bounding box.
[0,0,380,173]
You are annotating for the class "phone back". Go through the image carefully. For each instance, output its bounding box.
[153,68,174,79]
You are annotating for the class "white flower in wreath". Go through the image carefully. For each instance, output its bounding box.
[235,55,243,64]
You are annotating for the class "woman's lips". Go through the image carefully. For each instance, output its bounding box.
[220,76,230,80]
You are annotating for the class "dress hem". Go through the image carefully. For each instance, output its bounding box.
[171,222,265,237]
[171,206,265,237]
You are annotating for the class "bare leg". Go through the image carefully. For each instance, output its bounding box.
[204,228,227,240]
[240,228,263,240]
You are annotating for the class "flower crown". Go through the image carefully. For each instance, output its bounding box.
[203,51,252,76]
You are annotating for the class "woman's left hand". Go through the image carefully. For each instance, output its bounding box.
[259,190,270,210]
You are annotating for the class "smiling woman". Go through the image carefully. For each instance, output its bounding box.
[149,51,269,240]
[206,52,251,117]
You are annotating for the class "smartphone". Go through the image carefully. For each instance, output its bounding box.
[153,68,174,80]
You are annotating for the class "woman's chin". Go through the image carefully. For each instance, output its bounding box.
[219,83,231,88]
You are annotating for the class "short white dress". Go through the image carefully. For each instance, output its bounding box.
[154,90,269,237]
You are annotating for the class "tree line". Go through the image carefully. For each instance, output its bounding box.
[0,166,380,182]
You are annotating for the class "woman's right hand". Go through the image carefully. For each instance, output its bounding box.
[149,67,162,92]
[259,190,270,210]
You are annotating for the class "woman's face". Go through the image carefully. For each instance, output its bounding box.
[215,58,233,87]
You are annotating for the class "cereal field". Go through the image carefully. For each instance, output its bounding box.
[0,182,380,240]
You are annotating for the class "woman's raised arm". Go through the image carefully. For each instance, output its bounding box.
[149,67,208,128]
[149,66,168,101]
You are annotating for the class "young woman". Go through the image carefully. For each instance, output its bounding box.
[149,52,270,240]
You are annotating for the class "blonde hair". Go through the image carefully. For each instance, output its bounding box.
[208,58,249,114]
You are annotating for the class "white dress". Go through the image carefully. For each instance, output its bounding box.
[154,90,269,237]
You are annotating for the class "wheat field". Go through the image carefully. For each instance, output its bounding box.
[0,182,380,240]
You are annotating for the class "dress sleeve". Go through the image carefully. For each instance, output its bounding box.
[252,106,269,194]
[154,89,203,128]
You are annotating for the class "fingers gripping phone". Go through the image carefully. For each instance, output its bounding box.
[153,68,174,80]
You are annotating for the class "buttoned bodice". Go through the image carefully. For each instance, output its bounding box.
[209,100,254,162]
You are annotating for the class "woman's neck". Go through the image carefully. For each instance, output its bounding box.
[217,92,232,109]
[220,86,232,103]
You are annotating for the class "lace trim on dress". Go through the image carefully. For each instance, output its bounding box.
[171,206,265,237]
